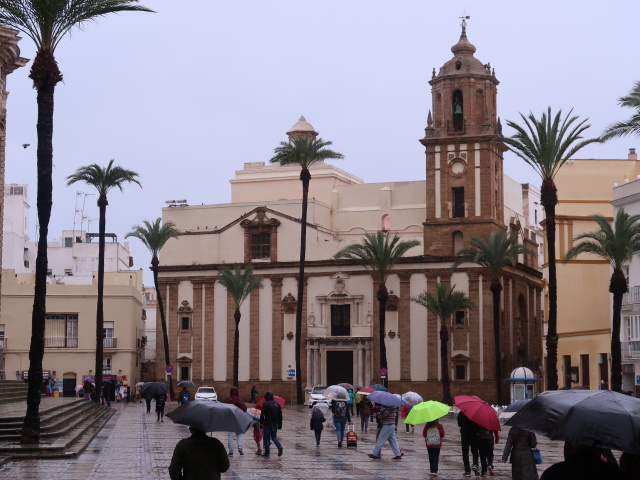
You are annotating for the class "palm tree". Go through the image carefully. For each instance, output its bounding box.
[125,218,179,399]
[334,231,420,389]
[564,209,640,392]
[0,0,152,445]
[452,230,534,404]
[499,107,601,391]
[270,135,343,404]
[412,283,474,405]
[67,160,141,405]
[602,81,640,140]
[218,265,264,387]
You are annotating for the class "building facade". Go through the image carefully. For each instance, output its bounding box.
[155,26,543,403]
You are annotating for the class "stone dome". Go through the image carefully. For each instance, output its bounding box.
[286,115,318,136]
[434,26,493,79]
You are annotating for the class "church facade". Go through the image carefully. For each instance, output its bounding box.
[155,26,543,403]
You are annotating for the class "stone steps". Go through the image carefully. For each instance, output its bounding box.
[0,380,29,405]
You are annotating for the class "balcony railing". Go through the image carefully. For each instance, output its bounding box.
[103,337,118,348]
[621,341,640,358]
[0,337,5,350]
[623,286,640,305]
[45,336,78,348]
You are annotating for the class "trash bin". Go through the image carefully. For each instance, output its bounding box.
[53,391,59,397]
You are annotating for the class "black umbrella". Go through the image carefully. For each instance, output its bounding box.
[142,382,169,397]
[176,381,197,388]
[166,401,253,434]
[506,390,640,454]
[503,399,531,413]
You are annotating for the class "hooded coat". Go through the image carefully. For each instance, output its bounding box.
[225,387,247,412]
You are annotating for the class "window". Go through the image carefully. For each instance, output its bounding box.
[180,366,189,381]
[452,90,464,131]
[0,324,4,349]
[455,365,466,380]
[181,316,190,330]
[563,355,572,388]
[45,314,78,348]
[330,305,350,336]
[103,357,112,374]
[453,231,464,255]
[455,311,465,326]
[64,237,73,247]
[103,321,116,348]
[453,187,465,218]
[581,354,590,388]
[251,232,271,260]
[64,269,73,276]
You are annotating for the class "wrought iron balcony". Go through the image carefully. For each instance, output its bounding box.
[45,336,78,348]
[103,337,118,348]
[623,286,640,305]
[621,341,640,358]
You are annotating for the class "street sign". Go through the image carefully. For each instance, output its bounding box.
[287,368,296,379]
[379,367,388,377]
[166,365,173,373]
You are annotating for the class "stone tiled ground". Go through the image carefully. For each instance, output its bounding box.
[0,399,573,479]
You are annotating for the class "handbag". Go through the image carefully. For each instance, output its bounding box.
[532,448,543,464]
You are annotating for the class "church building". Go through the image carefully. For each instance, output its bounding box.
[155,25,544,403]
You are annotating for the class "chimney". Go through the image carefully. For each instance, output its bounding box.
[630,148,637,160]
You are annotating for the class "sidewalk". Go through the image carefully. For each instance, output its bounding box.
[0,399,569,479]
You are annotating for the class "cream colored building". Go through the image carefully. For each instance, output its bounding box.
[155,27,544,403]
[549,149,640,390]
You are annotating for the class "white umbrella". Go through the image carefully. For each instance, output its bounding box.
[402,391,424,404]
[324,385,349,401]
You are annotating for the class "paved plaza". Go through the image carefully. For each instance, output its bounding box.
[0,398,571,479]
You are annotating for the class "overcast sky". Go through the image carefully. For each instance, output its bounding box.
[3,0,639,284]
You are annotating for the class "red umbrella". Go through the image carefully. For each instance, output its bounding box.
[454,395,500,431]
[357,387,376,395]
[255,395,285,410]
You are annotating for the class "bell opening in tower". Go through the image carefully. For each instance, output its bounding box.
[452,90,464,131]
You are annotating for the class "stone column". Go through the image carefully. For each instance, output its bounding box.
[191,280,204,380]
[271,277,283,381]
[358,346,364,386]
[468,272,481,380]
[398,273,412,381]
[203,280,216,381]
[248,288,260,383]
[425,274,440,380]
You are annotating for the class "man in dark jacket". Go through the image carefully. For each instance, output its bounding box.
[259,391,283,458]
[169,426,229,480]
[458,411,480,476]
[224,386,247,456]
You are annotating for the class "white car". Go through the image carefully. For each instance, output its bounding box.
[308,386,327,408]
[194,386,218,401]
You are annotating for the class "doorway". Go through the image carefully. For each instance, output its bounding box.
[326,351,353,386]
[62,378,76,397]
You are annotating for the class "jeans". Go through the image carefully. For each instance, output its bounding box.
[428,447,441,473]
[372,423,401,456]
[461,433,479,473]
[228,432,243,453]
[314,430,322,445]
[360,414,370,431]
[334,416,347,442]
[478,437,493,474]
[263,426,282,456]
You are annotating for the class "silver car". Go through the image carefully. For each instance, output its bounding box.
[194,386,218,401]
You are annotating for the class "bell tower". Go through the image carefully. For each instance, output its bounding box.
[420,22,506,257]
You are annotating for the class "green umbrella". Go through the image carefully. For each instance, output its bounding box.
[404,400,450,425]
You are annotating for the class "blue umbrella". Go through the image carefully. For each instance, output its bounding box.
[368,390,403,407]
[370,384,387,391]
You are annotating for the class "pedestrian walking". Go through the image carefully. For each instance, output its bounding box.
[168,426,230,480]
[402,403,415,433]
[178,387,190,405]
[83,380,93,400]
[458,411,480,476]
[478,426,499,476]
[359,396,373,432]
[144,391,152,413]
[347,389,355,416]
[259,391,283,458]
[250,385,258,403]
[368,404,402,460]
[310,405,326,446]
[539,442,624,480]
[331,398,350,447]
[134,385,142,403]
[423,419,445,476]
[155,393,166,422]
[252,423,263,456]
[101,382,112,407]
[501,426,539,480]
[225,386,247,456]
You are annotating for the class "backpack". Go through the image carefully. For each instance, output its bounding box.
[334,401,346,418]
[426,426,441,447]
[361,404,370,416]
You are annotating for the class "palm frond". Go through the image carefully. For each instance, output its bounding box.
[218,265,264,309]
[412,283,475,325]
[66,159,141,196]
[125,218,179,257]
[602,81,640,141]
[270,136,344,170]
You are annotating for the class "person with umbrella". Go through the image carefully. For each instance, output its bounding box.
[359,395,373,433]
[310,404,326,447]
[368,401,402,460]
[156,392,167,422]
[424,419,445,476]
[538,442,624,480]
[259,392,283,458]
[168,426,230,480]
[501,426,539,480]
[225,386,247,456]
[458,411,480,477]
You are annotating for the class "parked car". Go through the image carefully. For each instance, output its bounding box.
[308,385,327,408]
[194,386,217,401]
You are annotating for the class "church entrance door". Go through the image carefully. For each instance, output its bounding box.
[326,351,353,386]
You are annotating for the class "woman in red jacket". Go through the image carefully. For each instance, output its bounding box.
[423,419,445,476]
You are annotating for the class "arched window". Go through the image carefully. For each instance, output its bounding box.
[382,214,391,231]
[453,231,464,254]
[452,90,464,131]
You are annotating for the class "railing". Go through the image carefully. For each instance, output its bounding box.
[103,337,118,348]
[621,341,640,358]
[0,337,5,350]
[45,336,78,348]
[623,285,640,305]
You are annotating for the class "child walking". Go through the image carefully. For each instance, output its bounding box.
[310,405,326,446]
[423,419,445,476]
[253,423,263,455]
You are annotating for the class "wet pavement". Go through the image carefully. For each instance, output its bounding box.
[0,399,575,479]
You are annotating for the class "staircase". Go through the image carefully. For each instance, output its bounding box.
[0,380,28,405]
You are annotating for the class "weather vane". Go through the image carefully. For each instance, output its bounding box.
[460,14,470,29]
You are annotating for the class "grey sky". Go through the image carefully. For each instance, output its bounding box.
[4,1,638,284]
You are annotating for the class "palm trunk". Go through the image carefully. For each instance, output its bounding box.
[153,257,174,400]
[294,169,310,405]
[610,269,627,393]
[440,323,452,405]
[94,196,107,403]
[21,50,61,444]
[542,179,559,391]
[233,308,241,387]
[491,281,503,405]
[377,284,389,389]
